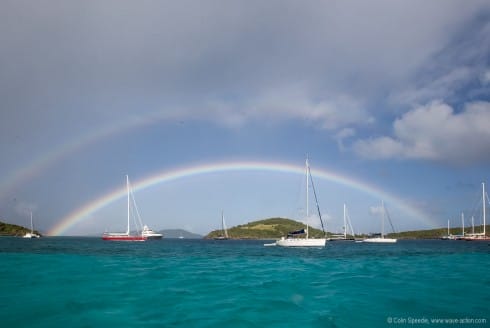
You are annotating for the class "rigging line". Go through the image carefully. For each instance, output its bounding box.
[384,204,396,234]
[128,177,144,233]
[308,165,326,235]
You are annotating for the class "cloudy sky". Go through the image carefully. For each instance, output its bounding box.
[1,0,489,236]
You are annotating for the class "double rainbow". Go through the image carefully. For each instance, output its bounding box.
[47,160,436,236]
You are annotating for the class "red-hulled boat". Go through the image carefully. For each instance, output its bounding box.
[102,175,147,242]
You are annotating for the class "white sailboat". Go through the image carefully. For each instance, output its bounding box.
[463,182,489,241]
[23,212,40,238]
[102,175,147,241]
[363,201,397,243]
[328,203,356,241]
[214,211,229,240]
[441,219,456,240]
[274,158,327,247]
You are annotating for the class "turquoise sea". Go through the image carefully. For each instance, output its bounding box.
[1,238,488,327]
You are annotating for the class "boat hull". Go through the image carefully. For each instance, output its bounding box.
[276,237,326,247]
[23,233,40,238]
[462,235,490,241]
[362,237,397,243]
[143,235,163,240]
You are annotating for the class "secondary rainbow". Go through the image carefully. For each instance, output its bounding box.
[48,160,437,236]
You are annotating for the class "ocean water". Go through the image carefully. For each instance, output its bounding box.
[0,238,488,327]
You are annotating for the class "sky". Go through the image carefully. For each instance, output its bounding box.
[1,0,489,236]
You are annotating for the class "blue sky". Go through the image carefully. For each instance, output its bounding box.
[1,1,489,236]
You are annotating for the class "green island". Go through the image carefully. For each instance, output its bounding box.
[0,221,42,237]
[204,217,489,240]
[205,217,325,239]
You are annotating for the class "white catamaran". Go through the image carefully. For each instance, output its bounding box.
[273,158,327,247]
[363,201,397,243]
[23,212,40,238]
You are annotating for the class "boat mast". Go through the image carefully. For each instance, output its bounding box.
[483,182,486,236]
[30,211,33,234]
[447,219,450,236]
[126,175,130,235]
[306,157,309,239]
[461,212,464,237]
[381,201,385,238]
[307,158,326,237]
[343,203,347,239]
[222,211,228,238]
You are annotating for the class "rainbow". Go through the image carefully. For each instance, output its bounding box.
[47,161,437,236]
[0,116,154,199]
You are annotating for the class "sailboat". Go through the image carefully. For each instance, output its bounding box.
[214,211,229,240]
[102,175,147,241]
[363,201,397,243]
[441,219,456,240]
[274,157,327,247]
[23,212,40,238]
[463,182,489,241]
[328,204,356,241]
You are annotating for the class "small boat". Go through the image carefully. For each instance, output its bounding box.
[23,212,40,238]
[363,201,397,243]
[273,157,327,247]
[214,211,229,240]
[102,175,146,242]
[142,225,163,239]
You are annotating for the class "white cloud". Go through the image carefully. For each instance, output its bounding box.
[335,128,357,151]
[481,70,490,84]
[353,101,490,165]
[394,67,474,105]
[1,1,487,140]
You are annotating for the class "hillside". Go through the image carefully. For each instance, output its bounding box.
[0,221,42,237]
[205,218,490,240]
[205,217,326,239]
[388,225,490,239]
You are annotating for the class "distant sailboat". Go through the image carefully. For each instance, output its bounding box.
[441,219,456,240]
[363,201,397,243]
[102,175,147,241]
[23,212,40,238]
[463,182,489,241]
[214,211,229,240]
[328,204,356,241]
[273,157,327,247]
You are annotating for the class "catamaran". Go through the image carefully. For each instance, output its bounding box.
[272,157,327,247]
[363,201,397,243]
[23,212,40,238]
[214,211,229,240]
[102,175,147,241]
